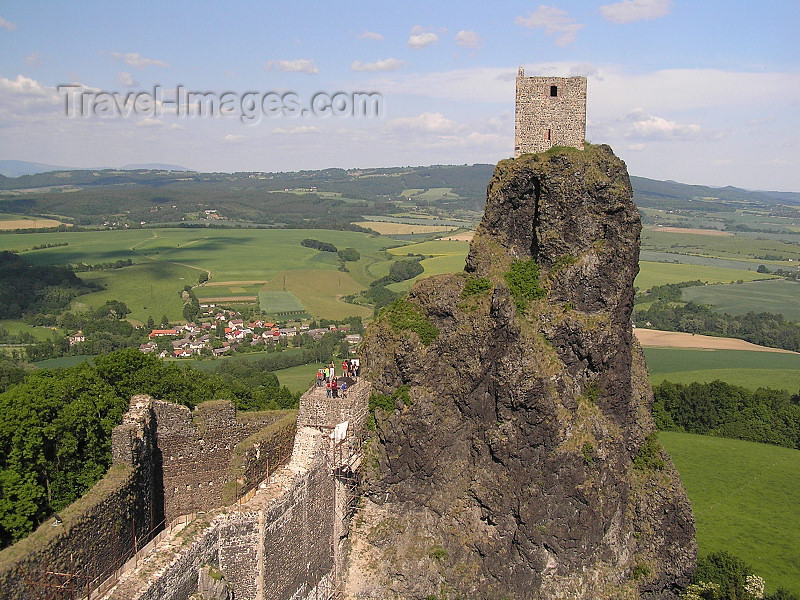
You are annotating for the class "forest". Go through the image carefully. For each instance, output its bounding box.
[653,380,800,449]
[0,348,301,549]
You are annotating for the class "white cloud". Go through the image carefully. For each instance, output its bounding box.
[0,74,63,116]
[600,0,672,24]
[272,126,321,135]
[408,26,440,49]
[515,5,585,46]
[390,112,460,134]
[625,109,701,140]
[0,16,15,31]
[117,72,138,87]
[110,52,169,70]
[351,58,404,72]
[358,31,384,41]
[455,30,482,49]
[25,52,41,67]
[223,134,246,143]
[265,59,319,74]
[136,117,181,129]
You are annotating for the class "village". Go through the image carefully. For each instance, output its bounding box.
[134,304,362,359]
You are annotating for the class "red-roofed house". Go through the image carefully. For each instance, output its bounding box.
[149,329,178,339]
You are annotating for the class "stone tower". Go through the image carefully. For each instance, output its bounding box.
[514,67,587,157]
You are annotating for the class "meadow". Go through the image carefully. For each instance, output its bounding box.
[0,229,402,322]
[682,279,800,320]
[659,432,800,593]
[634,261,775,292]
[643,347,800,392]
[641,228,800,264]
[386,240,470,292]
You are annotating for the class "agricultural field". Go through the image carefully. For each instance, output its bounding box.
[0,228,402,322]
[386,240,470,292]
[353,221,458,235]
[0,213,66,230]
[257,290,307,315]
[270,363,327,393]
[0,319,64,341]
[260,270,372,320]
[643,347,800,392]
[659,432,800,594]
[401,187,459,202]
[634,261,775,292]
[641,228,800,264]
[682,279,800,320]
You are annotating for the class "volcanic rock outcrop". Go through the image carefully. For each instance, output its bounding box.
[344,144,696,599]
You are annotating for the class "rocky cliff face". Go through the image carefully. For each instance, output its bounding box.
[344,144,696,599]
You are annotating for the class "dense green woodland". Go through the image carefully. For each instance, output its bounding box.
[653,380,800,449]
[0,251,97,318]
[0,348,301,549]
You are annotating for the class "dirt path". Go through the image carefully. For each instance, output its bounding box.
[634,328,798,354]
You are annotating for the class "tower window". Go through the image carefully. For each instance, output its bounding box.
[550,85,558,97]
[545,129,552,141]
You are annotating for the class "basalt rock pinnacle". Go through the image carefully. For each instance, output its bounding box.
[345,144,696,599]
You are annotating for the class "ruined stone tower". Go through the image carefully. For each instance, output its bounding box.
[514,67,587,157]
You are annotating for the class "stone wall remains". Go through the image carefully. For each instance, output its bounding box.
[101,379,372,600]
[514,68,587,156]
[153,400,294,522]
[0,394,297,600]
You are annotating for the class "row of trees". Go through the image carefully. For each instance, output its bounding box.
[301,238,338,253]
[653,380,800,449]
[634,301,800,352]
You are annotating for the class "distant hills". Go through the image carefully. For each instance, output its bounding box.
[630,176,800,208]
[0,162,797,229]
[0,160,192,177]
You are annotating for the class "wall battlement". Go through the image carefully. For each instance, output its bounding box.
[100,379,371,600]
[0,396,296,600]
[514,67,587,156]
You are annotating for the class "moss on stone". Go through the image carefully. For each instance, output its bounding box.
[381,299,439,345]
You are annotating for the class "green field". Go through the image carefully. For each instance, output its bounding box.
[0,229,404,322]
[258,290,306,314]
[644,347,800,392]
[271,362,326,393]
[386,240,469,292]
[682,279,800,320]
[641,229,800,264]
[0,320,64,341]
[659,432,800,593]
[634,261,775,292]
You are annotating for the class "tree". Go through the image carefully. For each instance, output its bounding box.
[160,314,170,326]
[198,272,209,284]
[147,315,155,329]
[692,551,753,600]
[338,247,360,262]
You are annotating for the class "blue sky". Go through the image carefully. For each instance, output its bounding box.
[1,0,798,190]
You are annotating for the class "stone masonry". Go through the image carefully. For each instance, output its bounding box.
[0,397,296,600]
[514,67,586,156]
[99,379,371,600]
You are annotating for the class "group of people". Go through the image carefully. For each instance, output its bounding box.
[316,358,360,399]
